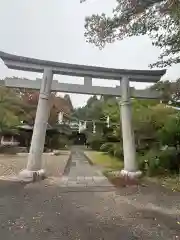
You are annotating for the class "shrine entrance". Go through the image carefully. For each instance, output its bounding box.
[0,51,166,182]
[70,132,86,145]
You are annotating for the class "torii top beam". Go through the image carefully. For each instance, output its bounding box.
[0,51,166,82]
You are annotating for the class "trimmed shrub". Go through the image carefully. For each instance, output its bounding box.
[138,149,160,176]
[112,143,124,159]
[139,147,180,176]
[87,134,105,151]
[158,147,180,173]
[100,142,113,153]
[47,134,69,150]
[100,142,123,159]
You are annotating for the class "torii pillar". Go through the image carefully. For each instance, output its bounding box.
[19,68,53,181]
[120,77,141,178]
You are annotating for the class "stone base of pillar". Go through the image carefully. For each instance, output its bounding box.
[19,169,46,182]
[120,169,142,179]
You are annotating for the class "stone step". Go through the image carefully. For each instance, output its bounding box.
[55,176,113,188]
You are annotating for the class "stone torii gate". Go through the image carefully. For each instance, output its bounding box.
[0,51,166,182]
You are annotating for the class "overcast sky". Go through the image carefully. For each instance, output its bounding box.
[0,0,180,107]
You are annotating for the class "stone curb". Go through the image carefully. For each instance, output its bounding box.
[83,151,94,166]
[83,151,106,177]
[59,151,72,176]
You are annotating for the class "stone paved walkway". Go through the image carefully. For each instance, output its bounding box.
[56,148,113,188]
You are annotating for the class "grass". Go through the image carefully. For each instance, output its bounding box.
[84,151,123,171]
[85,151,180,190]
[145,175,180,192]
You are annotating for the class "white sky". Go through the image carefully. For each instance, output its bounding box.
[0,0,180,107]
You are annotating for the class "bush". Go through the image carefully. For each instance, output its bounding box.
[158,147,180,173]
[139,147,180,176]
[100,142,113,152]
[87,134,105,151]
[100,142,123,159]
[47,134,69,150]
[157,115,180,149]
[138,149,160,176]
[112,143,124,159]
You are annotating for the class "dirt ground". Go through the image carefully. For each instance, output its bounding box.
[0,149,179,239]
[0,178,179,240]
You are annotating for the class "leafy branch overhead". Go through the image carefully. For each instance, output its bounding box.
[82,0,180,68]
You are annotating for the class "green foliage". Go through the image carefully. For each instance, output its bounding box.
[152,79,180,107]
[0,81,73,127]
[100,142,123,159]
[0,86,24,133]
[159,148,180,172]
[46,134,69,150]
[73,95,120,151]
[0,84,73,152]
[82,0,180,67]
[74,80,180,176]
[139,147,180,176]
[139,149,162,176]
[113,143,124,159]
[87,133,105,151]
[100,142,114,153]
[158,114,180,148]
[73,95,119,123]
[100,142,114,155]
[133,100,177,152]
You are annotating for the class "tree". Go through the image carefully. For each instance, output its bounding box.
[73,95,121,150]
[152,79,180,106]
[74,92,179,152]
[64,94,74,113]
[49,94,74,125]
[18,89,39,124]
[0,87,25,133]
[82,0,180,67]
[132,99,177,150]
[158,113,180,148]
[73,96,104,121]
[15,85,74,125]
[1,77,74,127]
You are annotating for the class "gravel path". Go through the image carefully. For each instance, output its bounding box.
[0,151,70,177]
[0,147,179,239]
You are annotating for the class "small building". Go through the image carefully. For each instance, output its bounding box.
[0,130,20,146]
[16,123,72,151]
